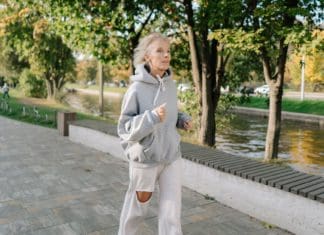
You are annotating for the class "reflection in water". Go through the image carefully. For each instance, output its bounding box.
[284,128,324,175]
[63,92,122,119]
[63,91,324,176]
[216,115,324,176]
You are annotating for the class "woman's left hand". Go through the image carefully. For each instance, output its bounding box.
[184,121,192,131]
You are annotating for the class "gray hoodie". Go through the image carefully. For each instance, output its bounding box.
[117,64,191,167]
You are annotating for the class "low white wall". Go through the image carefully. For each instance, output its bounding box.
[69,125,125,161]
[69,124,324,235]
[182,159,324,235]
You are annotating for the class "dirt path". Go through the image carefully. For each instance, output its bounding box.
[16,96,65,109]
[74,88,124,98]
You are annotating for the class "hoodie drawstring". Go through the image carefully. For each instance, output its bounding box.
[153,75,165,106]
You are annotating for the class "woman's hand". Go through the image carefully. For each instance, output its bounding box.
[183,120,192,131]
[154,103,166,122]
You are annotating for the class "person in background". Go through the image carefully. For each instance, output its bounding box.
[2,83,10,99]
[117,32,192,235]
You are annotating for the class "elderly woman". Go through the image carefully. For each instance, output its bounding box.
[117,32,192,235]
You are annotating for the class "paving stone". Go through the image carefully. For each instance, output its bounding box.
[24,223,78,235]
[0,116,297,234]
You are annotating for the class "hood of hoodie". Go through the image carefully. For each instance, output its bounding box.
[131,64,172,84]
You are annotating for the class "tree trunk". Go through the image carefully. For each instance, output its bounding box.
[264,86,282,160]
[262,41,288,161]
[128,10,153,75]
[98,61,104,116]
[199,69,215,146]
[46,79,54,100]
[263,0,296,160]
[215,44,229,108]
[184,0,229,146]
[184,0,202,101]
[199,31,216,146]
[129,37,137,75]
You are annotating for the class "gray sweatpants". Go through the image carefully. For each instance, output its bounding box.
[118,158,182,235]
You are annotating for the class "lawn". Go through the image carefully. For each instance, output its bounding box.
[238,96,324,116]
[0,89,113,128]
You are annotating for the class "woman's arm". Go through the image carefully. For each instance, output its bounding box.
[118,90,160,142]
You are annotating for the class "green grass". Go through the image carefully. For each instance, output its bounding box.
[238,96,324,115]
[0,94,113,128]
[0,97,57,128]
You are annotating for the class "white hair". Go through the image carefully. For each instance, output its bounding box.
[133,32,170,67]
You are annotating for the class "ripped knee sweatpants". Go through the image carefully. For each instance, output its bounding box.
[118,158,182,235]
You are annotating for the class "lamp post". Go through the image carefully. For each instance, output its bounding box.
[300,54,305,101]
[98,60,104,116]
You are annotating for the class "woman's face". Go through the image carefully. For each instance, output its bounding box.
[146,39,171,76]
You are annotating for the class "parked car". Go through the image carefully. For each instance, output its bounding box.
[177,83,192,92]
[86,80,96,86]
[239,86,254,96]
[254,85,269,96]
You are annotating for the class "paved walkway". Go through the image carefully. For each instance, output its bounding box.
[0,116,292,235]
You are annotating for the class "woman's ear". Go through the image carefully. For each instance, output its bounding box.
[144,54,150,62]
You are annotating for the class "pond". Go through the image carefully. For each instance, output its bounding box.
[63,91,324,177]
[215,114,324,176]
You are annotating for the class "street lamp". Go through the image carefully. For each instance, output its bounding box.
[300,54,305,101]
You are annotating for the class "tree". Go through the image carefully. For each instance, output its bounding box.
[210,0,321,160]
[0,2,75,100]
[36,0,161,114]
[181,0,245,146]
[32,20,76,99]
[75,59,98,84]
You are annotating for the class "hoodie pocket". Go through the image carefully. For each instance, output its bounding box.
[126,133,156,163]
[142,133,157,161]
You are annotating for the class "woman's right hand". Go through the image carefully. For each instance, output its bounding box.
[153,103,166,122]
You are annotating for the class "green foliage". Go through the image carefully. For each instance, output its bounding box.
[75,59,98,84]
[30,32,76,87]
[225,52,264,90]
[178,89,200,131]
[178,90,239,130]
[0,1,76,99]
[209,29,263,54]
[216,94,239,130]
[0,36,29,79]
[38,0,166,65]
[170,35,192,81]
[19,69,47,98]
[208,0,320,59]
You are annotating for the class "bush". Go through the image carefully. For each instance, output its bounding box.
[19,69,47,98]
[178,90,239,131]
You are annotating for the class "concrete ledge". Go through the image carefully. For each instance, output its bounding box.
[69,123,324,235]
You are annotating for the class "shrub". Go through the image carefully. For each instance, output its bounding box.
[19,69,47,98]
